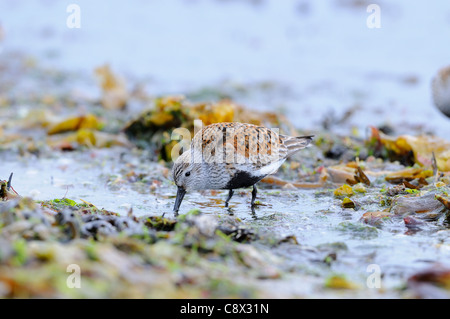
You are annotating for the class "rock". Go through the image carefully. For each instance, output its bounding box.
[81,220,117,239]
[390,192,448,220]
[360,211,392,226]
[407,265,450,298]
[334,184,354,197]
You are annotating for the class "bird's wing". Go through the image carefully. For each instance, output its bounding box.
[279,135,313,158]
[191,122,288,167]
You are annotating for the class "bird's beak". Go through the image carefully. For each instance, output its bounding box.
[173,186,186,213]
[6,172,13,190]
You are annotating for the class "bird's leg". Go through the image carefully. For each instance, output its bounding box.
[225,189,234,207]
[7,173,13,190]
[251,185,258,207]
[251,205,256,216]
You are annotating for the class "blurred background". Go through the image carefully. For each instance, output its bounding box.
[1,0,450,136]
[1,1,450,299]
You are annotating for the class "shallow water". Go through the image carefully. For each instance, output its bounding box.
[1,0,450,298]
[3,147,449,297]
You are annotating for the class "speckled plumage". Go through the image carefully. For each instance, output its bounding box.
[172,122,313,213]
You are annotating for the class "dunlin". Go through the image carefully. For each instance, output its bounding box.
[432,65,450,118]
[172,122,313,214]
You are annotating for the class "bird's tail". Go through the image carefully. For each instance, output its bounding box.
[281,135,314,157]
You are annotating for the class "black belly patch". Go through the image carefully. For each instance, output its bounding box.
[225,171,262,189]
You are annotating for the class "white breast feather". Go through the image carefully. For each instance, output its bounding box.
[256,159,286,176]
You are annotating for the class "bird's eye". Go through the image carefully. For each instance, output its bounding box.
[185,171,191,177]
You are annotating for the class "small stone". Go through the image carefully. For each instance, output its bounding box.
[342,197,355,208]
[334,184,354,197]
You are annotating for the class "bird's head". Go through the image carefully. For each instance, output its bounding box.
[172,151,202,213]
